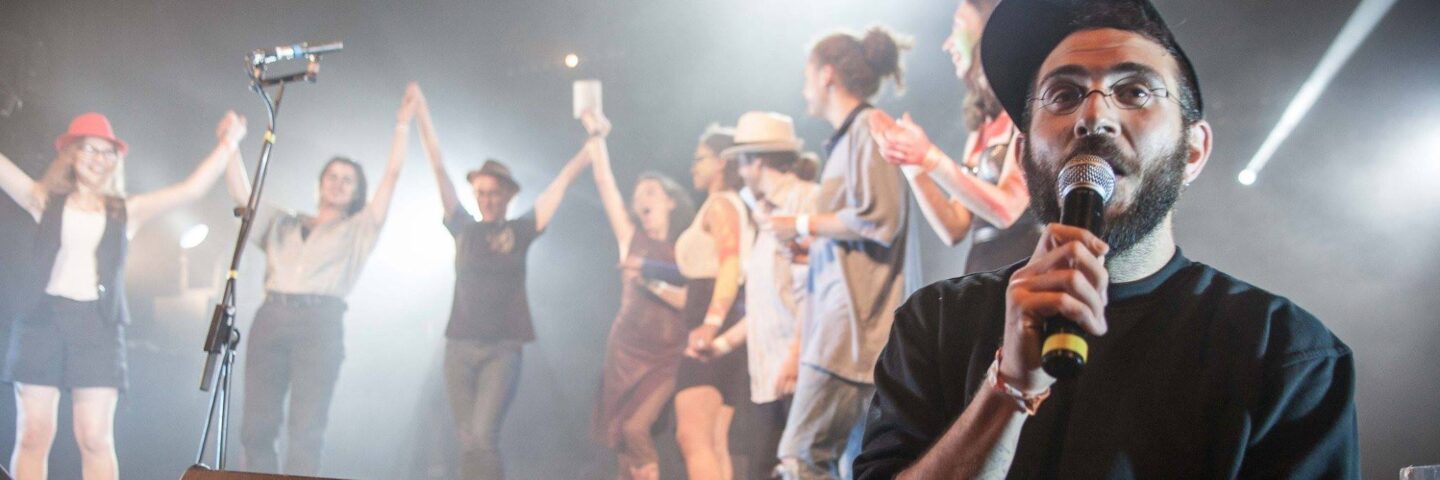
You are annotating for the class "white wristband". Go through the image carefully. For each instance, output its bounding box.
[712,337,734,355]
[900,164,924,179]
[703,314,725,327]
[646,280,672,296]
[920,145,944,172]
[796,214,811,238]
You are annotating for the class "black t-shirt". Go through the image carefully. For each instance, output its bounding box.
[856,249,1358,479]
[444,206,541,342]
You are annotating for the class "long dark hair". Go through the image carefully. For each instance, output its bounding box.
[810,26,913,99]
[636,171,695,243]
[962,41,1005,131]
[320,156,368,216]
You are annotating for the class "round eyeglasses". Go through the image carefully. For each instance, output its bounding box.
[1030,80,1174,115]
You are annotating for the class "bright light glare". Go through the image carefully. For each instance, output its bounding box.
[564,53,579,68]
[1237,170,1257,186]
[1239,0,1397,184]
[180,224,209,250]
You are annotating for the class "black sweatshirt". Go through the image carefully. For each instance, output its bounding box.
[855,250,1358,479]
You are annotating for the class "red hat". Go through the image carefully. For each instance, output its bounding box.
[55,112,128,155]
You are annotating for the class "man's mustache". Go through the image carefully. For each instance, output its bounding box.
[1066,135,1134,176]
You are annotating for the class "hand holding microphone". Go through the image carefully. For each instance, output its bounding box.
[1000,155,1114,396]
[1002,224,1109,393]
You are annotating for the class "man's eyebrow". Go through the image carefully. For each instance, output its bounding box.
[1038,64,1090,86]
[1110,62,1164,81]
[1037,62,1167,86]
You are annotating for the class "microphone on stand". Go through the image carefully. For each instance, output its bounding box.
[246,41,343,67]
[1040,154,1115,380]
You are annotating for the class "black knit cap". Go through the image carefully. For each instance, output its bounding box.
[980,0,1203,127]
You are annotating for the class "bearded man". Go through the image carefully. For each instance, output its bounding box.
[853,0,1359,478]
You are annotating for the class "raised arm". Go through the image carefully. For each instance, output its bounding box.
[874,112,1029,228]
[533,145,593,231]
[0,150,41,221]
[915,136,1029,228]
[223,148,250,207]
[584,113,636,259]
[414,84,461,217]
[127,111,247,227]
[359,82,420,225]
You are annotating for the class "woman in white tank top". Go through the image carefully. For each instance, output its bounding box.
[673,125,756,480]
[0,111,247,480]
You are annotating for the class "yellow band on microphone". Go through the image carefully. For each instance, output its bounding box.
[264,131,276,144]
[1043,333,1088,361]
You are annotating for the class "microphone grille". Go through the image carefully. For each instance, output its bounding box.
[1057,155,1116,202]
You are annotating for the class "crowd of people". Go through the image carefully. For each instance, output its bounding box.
[0,0,1358,479]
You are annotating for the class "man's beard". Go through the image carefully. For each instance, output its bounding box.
[1022,133,1187,256]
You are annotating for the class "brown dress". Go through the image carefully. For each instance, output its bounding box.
[591,233,687,456]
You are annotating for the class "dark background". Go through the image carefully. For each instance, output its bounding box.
[0,0,1436,478]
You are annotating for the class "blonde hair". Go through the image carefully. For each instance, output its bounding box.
[36,142,127,204]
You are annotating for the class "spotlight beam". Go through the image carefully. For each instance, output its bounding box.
[1238,0,1398,185]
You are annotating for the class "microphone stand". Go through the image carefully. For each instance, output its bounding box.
[188,55,325,475]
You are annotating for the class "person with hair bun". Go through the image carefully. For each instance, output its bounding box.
[767,25,914,480]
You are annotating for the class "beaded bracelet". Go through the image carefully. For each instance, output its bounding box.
[986,348,1051,416]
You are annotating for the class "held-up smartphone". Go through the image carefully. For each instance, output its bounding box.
[573,79,602,119]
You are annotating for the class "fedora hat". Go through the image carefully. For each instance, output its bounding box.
[466,159,521,193]
[720,111,804,159]
[55,112,128,155]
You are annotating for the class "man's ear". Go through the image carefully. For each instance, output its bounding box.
[1183,120,1213,186]
[1013,131,1030,183]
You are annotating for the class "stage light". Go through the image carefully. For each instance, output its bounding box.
[564,53,579,68]
[1239,0,1397,185]
[180,224,209,250]
[1237,169,1257,186]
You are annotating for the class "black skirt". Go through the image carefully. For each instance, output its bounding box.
[674,278,749,405]
[3,295,129,391]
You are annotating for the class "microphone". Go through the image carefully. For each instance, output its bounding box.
[246,41,343,67]
[1040,154,1115,380]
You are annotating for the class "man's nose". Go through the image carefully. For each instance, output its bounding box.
[1073,91,1120,138]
